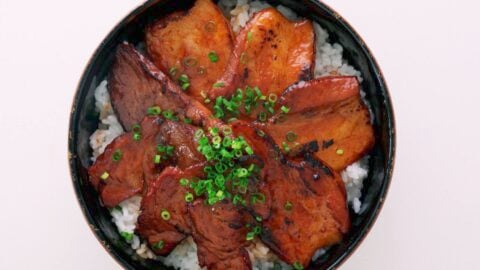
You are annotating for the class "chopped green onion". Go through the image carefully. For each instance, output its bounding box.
[120,232,133,242]
[246,232,255,241]
[178,74,189,83]
[256,130,265,137]
[253,225,262,234]
[286,131,297,142]
[166,145,174,156]
[169,67,177,76]
[336,149,344,155]
[282,142,290,153]
[204,21,216,32]
[112,149,122,162]
[182,56,197,67]
[154,154,161,164]
[100,171,109,181]
[163,110,175,120]
[292,262,304,270]
[280,105,290,114]
[185,192,194,202]
[245,146,253,155]
[222,126,232,135]
[132,124,141,134]
[213,81,225,88]
[255,216,262,222]
[194,129,204,139]
[179,178,189,186]
[133,133,141,141]
[268,93,277,103]
[208,51,219,63]
[181,83,190,90]
[152,240,164,250]
[258,112,267,122]
[251,193,266,204]
[183,118,192,124]
[147,106,162,116]
[247,31,253,41]
[210,127,219,136]
[284,201,293,211]
[161,210,171,220]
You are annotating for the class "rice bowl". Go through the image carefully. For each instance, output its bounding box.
[68,1,395,269]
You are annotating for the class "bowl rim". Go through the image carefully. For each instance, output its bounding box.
[68,0,396,269]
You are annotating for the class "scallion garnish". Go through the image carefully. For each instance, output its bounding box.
[181,83,190,90]
[112,149,122,162]
[268,93,278,103]
[284,201,293,211]
[208,51,219,63]
[246,232,255,241]
[132,124,141,134]
[100,171,109,181]
[189,130,258,206]
[282,142,290,153]
[133,133,141,141]
[120,232,133,241]
[213,81,225,88]
[280,105,290,114]
[251,193,266,204]
[247,31,253,41]
[147,106,162,116]
[154,154,161,164]
[161,210,171,220]
[169,66,177,76]
[256,130,265,137]
[178,74,190,90]
[292,262,304,270]
[179,178,189,186]
[132,124,142,141]
[163,110,175,120]
[185,192,194,202]
[182,56,198,67]
[258,112,267,122]
[152,240,164,250]
[178,74,189,83]
[183,118,192,124]
[204,21,216,32]
[286,131,297,142]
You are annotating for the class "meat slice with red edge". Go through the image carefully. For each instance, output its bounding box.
[146,0,234,102]
[265,76,375,171]
[189,200,253,270]
[109,43,224,131]
[136,166,203,255]
[208,8,315,103]
[231,121,350,268]
[88,117,204,207]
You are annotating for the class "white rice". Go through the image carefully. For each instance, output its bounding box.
[89,80,124,161]
[88,1,370,268]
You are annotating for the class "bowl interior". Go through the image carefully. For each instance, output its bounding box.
[68,0,395,269]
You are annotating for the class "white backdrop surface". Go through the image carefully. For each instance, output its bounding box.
[0,0,479,269]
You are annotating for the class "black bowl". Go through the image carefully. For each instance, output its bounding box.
[68,0,395,269]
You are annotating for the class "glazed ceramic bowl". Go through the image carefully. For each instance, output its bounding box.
[68,0,395,269]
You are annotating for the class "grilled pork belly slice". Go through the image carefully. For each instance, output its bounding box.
[208,8,314,103]
[146,0,234,102]
[265,76,375,171]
